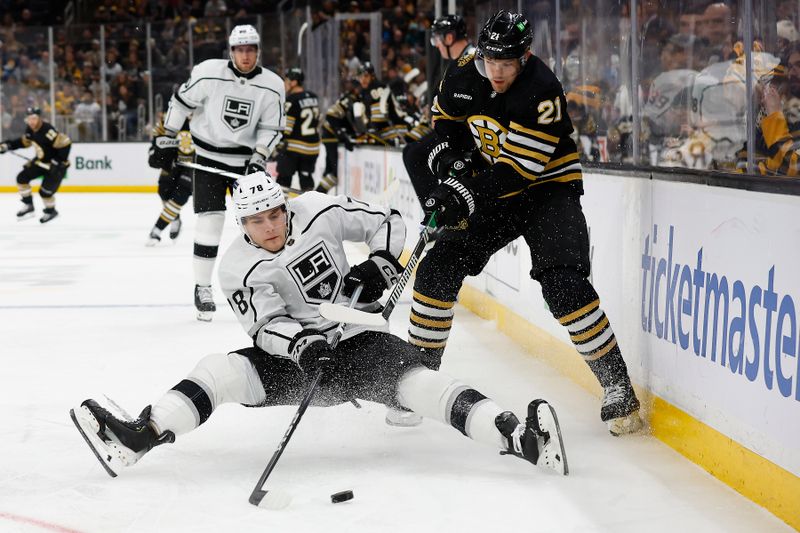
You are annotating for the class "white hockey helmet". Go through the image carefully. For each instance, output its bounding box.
[232,171,288,243]
[229,24,261,70]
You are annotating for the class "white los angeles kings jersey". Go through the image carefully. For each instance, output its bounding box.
[218,192,405,361]
[164,59,285,167]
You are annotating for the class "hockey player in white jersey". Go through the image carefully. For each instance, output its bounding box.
[152,24,285,321]
[69,172,568,480]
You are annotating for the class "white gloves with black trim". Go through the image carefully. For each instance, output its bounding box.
[246,146,270,174]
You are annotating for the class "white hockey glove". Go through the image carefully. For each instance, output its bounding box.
[246,146,269,174]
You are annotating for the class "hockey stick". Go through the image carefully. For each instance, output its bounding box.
[318,213,438,327]
[176,160,305,196]
[249,285,363,509]
[7,150,51,170]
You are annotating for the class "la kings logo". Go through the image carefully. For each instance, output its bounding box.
[288,242,341,303]
[222,96,253,132]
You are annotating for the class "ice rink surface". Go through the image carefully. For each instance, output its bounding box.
[0,194,792,533]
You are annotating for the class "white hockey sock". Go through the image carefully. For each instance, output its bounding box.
[396,366,507,450]
[150,353,266,436]
[193,211,225,286]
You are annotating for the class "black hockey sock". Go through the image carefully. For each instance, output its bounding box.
[538,267,632,387]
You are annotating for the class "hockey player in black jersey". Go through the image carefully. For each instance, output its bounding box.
[316,79,361,193]
[357,62,410,146]
[0,107,71,223]
[69,171,568,480]
[403,14,475,209]
[145,119,194,245]
[408,11,643,436]
[274,68,320,192]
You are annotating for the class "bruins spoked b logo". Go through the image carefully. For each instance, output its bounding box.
[222,96,253,132]
[288,242,341,303]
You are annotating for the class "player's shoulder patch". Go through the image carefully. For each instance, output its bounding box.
[457,50,475,67]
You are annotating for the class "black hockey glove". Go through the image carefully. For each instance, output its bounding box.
[49,160,69,181]
[435,150,473,181]
[0,143,8,154]
[246,147,269,174]
[423,177,477,229]
[336,129,355,151]
[343,250,403,303]
[148,134,180,170]
[290,329,336,377]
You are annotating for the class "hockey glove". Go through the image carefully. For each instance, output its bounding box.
[149,134,180,170]
[0,143,8,154]
[423,177,477,229]
[49,160,69,181]
[246,146,269,174]
[435,150,473,181]
[290,329,336,377]
[342,250,403,303]
[336,128,355,151]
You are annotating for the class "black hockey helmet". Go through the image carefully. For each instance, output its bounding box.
[431,14,467,42]
[357,61,375,77]
[477,11,532,61]
[25,106,42,116]
[286,67,304,84]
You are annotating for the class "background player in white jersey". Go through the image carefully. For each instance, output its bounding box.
[151,24,285,321]
[69,172,567,480]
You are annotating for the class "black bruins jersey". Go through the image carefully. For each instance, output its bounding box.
[283,90,321,156]
[432,53,583,199]
[361,80,408,143]
[322,92,360,141]
[7,121,71,164]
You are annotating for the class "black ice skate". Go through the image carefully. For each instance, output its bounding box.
[16,202,34,220]
[601,381,643,436]
[70,399,174,478]
[145,228,161,247]
[495,399,568,475]
[169,217,182,240]
[194,284,216,321]
[39,207,58,223]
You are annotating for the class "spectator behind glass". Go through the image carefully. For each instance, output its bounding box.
[697,2,736,64]
[741,45,800,176]
[74,89,101,141]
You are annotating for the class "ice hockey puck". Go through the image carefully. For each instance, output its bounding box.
[330,490,354,504]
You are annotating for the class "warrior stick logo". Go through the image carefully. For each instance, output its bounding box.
[222,96,253,132]
[288,242,341,303]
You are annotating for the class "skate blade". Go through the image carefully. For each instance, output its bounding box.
[145,238,160,247]
[196,310,214,322]
[17,212,35,221]
[536,403,569,476]
[70,407,120,478]
[607,410,644,436]
[385,408,423,427]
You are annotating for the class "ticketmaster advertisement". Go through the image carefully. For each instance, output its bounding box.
[341,149,800,481]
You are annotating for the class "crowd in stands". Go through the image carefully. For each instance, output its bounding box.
[1,0,799,177]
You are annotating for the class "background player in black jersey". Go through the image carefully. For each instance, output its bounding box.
[357,62,410,146]
[0,107,71,223]
[316,79,360,193]
[408,11,643,436]
[403,14,474,209]
[146,119,194,245]
[274,68,321,192]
